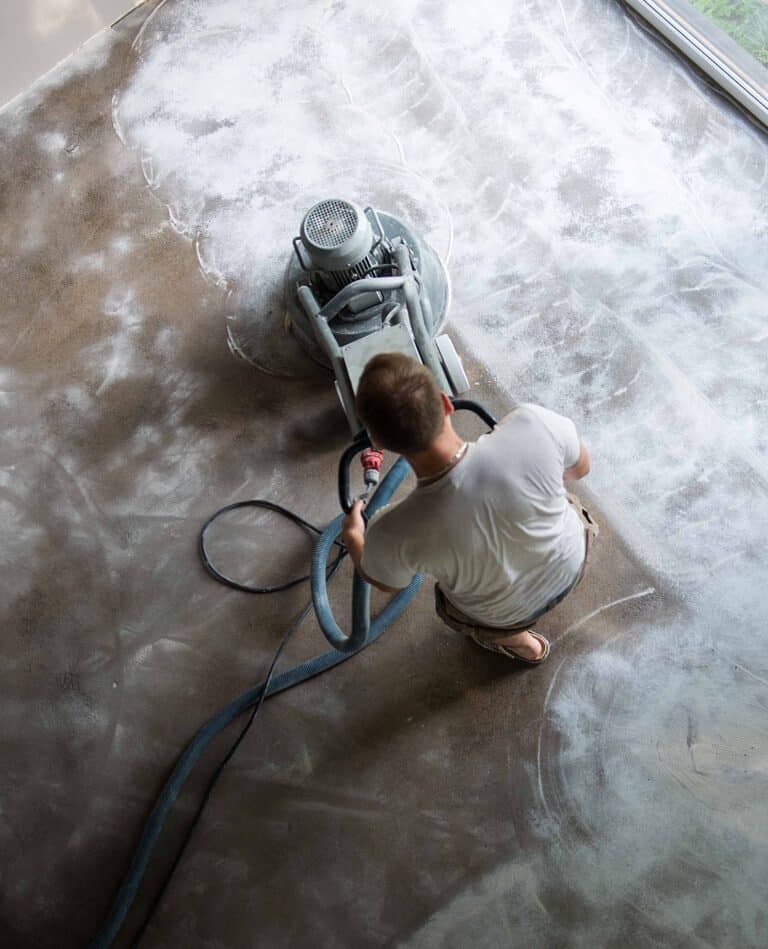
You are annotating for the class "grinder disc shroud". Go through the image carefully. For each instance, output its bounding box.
[285,199,468,432]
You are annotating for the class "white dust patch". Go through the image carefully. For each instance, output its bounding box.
[113,0,452,318]
[538,609,768,946]
[91,287,146,394]
[38,130,68,153]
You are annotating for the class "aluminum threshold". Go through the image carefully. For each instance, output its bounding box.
[624,0,768,129]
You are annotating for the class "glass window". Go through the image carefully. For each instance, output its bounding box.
[690,0,768,67]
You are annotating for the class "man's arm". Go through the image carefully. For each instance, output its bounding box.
[564,441,590,481]
[341,500,404,594]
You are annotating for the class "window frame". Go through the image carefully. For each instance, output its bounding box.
[623,0,768,128]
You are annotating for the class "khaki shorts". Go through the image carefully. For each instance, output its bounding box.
[435,493,599,646]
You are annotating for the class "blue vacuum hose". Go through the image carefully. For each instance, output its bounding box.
[312,456,422,652]
[89,455,420,948]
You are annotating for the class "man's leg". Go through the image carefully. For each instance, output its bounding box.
[483,629,546,661]
[435,505,598,663]
[435,586,550,663]
[490,498,599,659]
[435,499,598,661]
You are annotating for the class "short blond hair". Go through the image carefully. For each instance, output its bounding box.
[356,353,444,454]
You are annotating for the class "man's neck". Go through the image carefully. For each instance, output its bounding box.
[406,425,465,481]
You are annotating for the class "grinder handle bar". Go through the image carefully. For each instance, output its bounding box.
[338,398,498,514]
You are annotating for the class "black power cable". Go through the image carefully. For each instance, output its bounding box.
[199,499,346,593]
[129,502,347,947]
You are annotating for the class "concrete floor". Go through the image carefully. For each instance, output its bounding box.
[1,1,767,947]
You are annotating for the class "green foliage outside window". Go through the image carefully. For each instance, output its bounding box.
[689,0,768,66]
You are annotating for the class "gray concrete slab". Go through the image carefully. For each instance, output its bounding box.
[1,1,767,947]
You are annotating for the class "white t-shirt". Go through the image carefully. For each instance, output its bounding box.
[362,404,586,627]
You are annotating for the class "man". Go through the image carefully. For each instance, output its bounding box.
[341,353,597,664]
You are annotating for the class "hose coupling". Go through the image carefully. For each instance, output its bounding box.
[361,448,384,488]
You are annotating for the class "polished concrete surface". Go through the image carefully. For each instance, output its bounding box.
[1,1,768,947]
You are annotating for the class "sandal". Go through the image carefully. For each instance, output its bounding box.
[470,630,551,665]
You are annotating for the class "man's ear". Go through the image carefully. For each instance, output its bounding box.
[440,391,455,415]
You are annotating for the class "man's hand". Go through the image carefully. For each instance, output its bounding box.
[342,499,367,548]
[341,499,402,594]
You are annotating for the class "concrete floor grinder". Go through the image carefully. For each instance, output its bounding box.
[286,198,469,433]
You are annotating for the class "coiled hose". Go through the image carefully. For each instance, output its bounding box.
[89,456,421,948]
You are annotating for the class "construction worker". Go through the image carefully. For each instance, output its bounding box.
[341,353,597,663]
